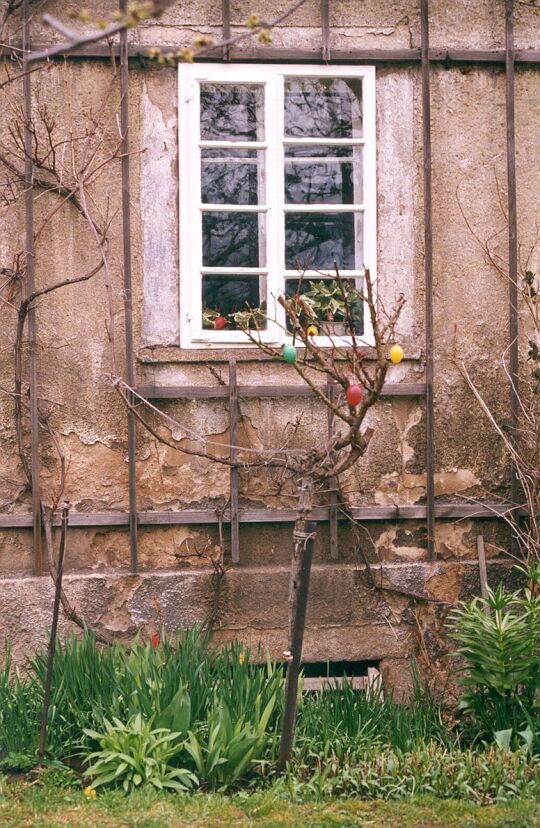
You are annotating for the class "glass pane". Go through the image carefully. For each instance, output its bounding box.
[202,212,264,268]
[284,77,362,139]
[285,277,363,335]
[285,146,362,205]
[201,149,263,205]
[202,275,267,330]
[285,212,362,271]
[200,84,264,141]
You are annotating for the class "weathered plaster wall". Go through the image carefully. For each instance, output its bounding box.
[0,0,538,686]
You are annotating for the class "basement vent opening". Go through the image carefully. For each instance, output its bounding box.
[297,660,381,692]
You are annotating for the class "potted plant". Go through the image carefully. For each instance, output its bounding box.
[304,280,362,335]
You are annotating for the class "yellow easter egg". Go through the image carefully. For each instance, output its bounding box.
[306,325,318,337]
[389,344,404,364]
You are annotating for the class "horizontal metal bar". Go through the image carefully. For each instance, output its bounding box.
[6,45,540,65]
[135,382,427,399]
[0,501,523,529]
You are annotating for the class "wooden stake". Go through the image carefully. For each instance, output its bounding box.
[277,483,317,771]
[38,503,70,759]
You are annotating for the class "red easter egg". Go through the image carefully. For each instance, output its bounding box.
[214,316,226,330]
[346,384,363,407]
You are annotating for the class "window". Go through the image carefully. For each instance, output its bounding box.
[178,64,376,348]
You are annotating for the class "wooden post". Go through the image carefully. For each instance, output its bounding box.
[326,380,338,559]
[277,479,317,772]
[38,503,69,759]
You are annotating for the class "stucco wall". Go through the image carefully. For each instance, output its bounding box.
[1,0,538,687]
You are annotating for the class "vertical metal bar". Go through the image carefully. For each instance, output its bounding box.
[421,0,436,560]
[22,0,42,575]
[120,0,138,573]
[321,0,330,62]
[476,535,489,600]
[326,380,338,559]
[505,0,520,552]
[229,360,239,563]
[277,518,317,772]
[222,0,231,61]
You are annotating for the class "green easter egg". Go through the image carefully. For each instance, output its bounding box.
[282,344,297,363]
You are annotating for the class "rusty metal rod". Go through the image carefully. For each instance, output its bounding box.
[421,0,436,559]
[505,0,520,555]
[10,45,540,64]
[321,0,330,62]
[38,504,69,758]
[222,0,231,61]
[22,0,42,576]
[120,0,138,574]
[229,360,240,563]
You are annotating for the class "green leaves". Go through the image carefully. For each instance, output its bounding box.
[83,714,197,794]
[184,689,278,787]
[448,575,540,750]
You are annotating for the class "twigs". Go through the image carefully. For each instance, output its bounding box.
[41,505,116,646]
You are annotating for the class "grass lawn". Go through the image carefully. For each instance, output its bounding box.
[0,779,539,827]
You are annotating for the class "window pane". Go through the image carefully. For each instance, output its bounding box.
[285,146,362,205]
[202,275,267,330]
[202,212,264,267]
[201,149,263,205]
[285,277,363,334]
[284,78,362,139]
[200,84,264,141]
[285,212,362,271]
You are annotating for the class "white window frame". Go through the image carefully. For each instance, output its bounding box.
[178,63,376,349]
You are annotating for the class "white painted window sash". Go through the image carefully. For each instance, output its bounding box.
[178,63,376,348]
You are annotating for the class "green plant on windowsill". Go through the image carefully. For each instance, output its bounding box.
[202,304,266,331]
[303,279,363,334]
[230,304,266,331]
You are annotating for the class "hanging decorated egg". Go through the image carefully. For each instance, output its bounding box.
[389,344,404,364]
[282,343,297,363]
[213,315,226,330]
[306,325,318,337]
[346,384,363,407]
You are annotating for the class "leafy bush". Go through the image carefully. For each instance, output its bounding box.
[448,571,540,750]
[84,714,197,793]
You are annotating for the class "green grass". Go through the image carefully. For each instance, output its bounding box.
[0,777,539,827]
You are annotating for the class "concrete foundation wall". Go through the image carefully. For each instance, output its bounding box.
[0,0,538,687]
